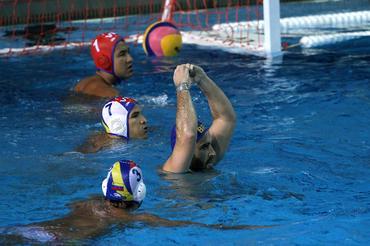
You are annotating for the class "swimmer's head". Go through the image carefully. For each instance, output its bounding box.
[191,130,216,170]
[91,32,133,81]
[170,121,216,170]
[102,160,146,208]
[102,96,148,140]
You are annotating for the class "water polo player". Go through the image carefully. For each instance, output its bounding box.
[162,64,236,173]
[101,160,147,208]
[76,96,148,153]
[74,32,133,98]
[1,160,268,243]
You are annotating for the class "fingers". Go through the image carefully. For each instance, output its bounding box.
[175,64,192,77]
[188,64,196,78]
[179,63,192,72]
[173,64,203,86]
[178,64,195,78]
[173,64,191,86]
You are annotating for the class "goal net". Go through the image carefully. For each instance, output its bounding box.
[1,0,369,57]
[0,0,274,57]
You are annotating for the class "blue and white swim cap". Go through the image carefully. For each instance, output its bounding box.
[101,96,136,139]
[102,160,146,204]
[170,121,208,150]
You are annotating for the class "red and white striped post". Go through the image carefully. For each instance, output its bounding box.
[161,0,176,22]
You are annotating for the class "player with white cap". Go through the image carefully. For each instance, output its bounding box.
[76,96,148,153]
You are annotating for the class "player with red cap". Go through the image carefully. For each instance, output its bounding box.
[74,32,133,98]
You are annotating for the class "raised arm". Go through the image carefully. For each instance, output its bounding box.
[191,65,236,163]
[162,64,197,173]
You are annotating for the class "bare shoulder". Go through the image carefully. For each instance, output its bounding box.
[74,75,118,98]
[76,132,114,154]
[68,196,105,213]
[74,75,100,92]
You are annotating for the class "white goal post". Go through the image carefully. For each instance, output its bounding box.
[263,0,282,57]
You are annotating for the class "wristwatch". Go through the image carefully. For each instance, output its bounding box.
[176,82,191,92]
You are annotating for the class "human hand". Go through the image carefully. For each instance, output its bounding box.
[188,64,208,85]
[173,64,194,87]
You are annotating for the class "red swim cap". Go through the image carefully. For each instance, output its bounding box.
[91,32,124,75]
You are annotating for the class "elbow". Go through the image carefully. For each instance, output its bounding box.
[178,128,197,144]
[177,119,197,142]
[226,108,236,126]
[176,124,197,148]
[225,109,237,131]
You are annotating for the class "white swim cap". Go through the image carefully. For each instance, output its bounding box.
[101,96,137,139]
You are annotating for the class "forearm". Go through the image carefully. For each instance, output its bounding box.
[163,64,197,173]
[176,90,197,142]
[135,213,272,230]
[135,213,198,227]
[198,76,236,123]
[162,89,197,173]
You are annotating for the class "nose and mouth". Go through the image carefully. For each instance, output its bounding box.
[143,125,148,133]
[141,121,148,136]
[127,63,133,74]
[205,153,216,169]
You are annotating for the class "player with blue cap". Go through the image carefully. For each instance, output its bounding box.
[162,64,236,173]
[3,159,269,243]
[102,160,146,207]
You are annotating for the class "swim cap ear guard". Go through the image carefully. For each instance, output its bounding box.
[170,121,208,150]
[101,96,137,139]
[91,32,124,78]
[97,55,111,70]
[102,160,146,205]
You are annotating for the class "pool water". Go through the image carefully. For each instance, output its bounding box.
[1,36,369,244]
[1,1,370,244]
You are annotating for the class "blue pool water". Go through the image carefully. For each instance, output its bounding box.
[1,1,370,245]
[1,37,369,244]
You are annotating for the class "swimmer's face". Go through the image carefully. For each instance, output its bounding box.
[128,105,148,139]
[191,132,216,170]
[113,41,133,80]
